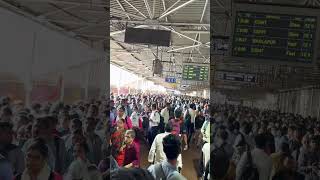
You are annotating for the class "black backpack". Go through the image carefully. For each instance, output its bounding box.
[239,148,259,180]
[210,144,230,179]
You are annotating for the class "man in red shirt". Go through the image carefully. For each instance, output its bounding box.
[123,129,139,168]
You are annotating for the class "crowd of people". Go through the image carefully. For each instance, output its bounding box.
[1,93,320,180]
[0,94,210,180]
[206,104,320,180]
[0,96,108,180]
[108,94,320,180]
[108,93,209,179]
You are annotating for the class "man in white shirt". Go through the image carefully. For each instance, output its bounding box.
[201,116,211,144]
[130,105,140,128]
[160,103,170,125]
[148,104,160,147]
[184,104,196,146]
[236,134,272,180]
[148,123,182,171]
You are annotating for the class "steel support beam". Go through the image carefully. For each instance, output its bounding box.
[196,48,208,61]
[122,0,148,18]
[143,0,152,18]
[188,33,199,60]
[115,0,131,20]
[152,0,156,19]
[110,8,145,20]
[49,3,88,23]
[110,19,209,26]
[159,0,198,20]
[160,0,181,18]
[166,52,210,56]
[167,44,202,52]
[37,5,79,18]
[180,30,209,34]
[78,34,107,39]
[200,0,209,23]
[72,20,106,32]
[13,0,108,7]
[161,0,168,22]
[160,25,203,45]
[45,19,105,26]
[215,0,225,9]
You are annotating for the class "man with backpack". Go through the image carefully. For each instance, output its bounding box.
[213,128,234,160]
[148,134,186,180]
[148,123,183,172]
[201,128,234,180]
[236,133,272,180]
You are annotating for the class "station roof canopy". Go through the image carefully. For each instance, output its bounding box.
[0,0,108,52]
[110,0,211,91]
[1,0,320,92]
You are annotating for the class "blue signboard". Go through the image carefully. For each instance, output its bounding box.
[165,77,176,83]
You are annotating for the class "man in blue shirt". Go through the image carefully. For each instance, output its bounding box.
[148,134,186,180]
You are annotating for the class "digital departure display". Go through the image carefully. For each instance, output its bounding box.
[232,11,317,63]
[182,65,209,81]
